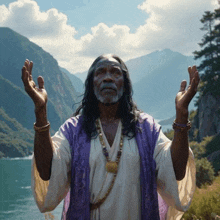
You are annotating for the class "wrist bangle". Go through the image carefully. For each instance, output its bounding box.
[172,120,191,132]
[34,122,50,132]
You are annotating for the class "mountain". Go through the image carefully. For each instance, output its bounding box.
[59,67,84,94]
[0,27,79,132]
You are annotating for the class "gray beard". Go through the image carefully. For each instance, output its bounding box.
[94,90,123,105]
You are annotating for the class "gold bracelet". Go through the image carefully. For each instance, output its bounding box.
[172,120,191,132]
[34,122,50,132]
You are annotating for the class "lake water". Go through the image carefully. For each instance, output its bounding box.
[0,156,63,220]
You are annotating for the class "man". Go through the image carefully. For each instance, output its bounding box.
[22,54,199,220]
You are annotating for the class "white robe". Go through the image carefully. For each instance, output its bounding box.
[31,119,196,220]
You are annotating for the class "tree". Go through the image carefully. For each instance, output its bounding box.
[193,8,220,97]
[213,7,220,74]
[196,157,215,188]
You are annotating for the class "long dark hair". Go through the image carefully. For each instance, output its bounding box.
[74,54,141,139]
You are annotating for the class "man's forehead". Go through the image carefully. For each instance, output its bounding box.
[95,56,121,69]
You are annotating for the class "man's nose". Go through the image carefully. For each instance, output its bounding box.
[103,72,113,82]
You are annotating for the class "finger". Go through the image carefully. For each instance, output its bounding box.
[188,66,192,85]
[194,70,200,85]
[190,65,197,84]
[179,80,187,92]
[24,59,32,75]
[192,65,197,73]
[24,59,29,69]
[189,70,200,92]
[21,63,39,102]
[179,79,195,107]
[29,61,33,75]
[22,65,35,90]
[38,76,44,89]
[188,66,193,85]
[21,66,29,85]
[185,78,198,101]
[22,64,32,82]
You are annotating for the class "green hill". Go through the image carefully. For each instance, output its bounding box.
[0,107,34,158]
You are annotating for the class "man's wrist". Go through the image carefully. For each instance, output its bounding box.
[175,117,188,124]
[175,109,188,124]
[35,106,48,127]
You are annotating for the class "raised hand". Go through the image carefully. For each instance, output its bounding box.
[21,60,53,181]
[175,65,200,122]
[21,59,47,113]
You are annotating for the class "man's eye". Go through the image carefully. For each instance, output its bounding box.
[96,69,104,75]
[113,69,122,76]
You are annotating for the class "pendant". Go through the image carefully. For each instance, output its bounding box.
[106,161,118,173]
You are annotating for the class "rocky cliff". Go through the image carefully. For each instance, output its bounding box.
[190,93,220,142]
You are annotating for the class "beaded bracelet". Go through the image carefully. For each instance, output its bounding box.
[33,122,50,132]
[172,120,191,132]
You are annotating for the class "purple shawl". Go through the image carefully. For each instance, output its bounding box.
[60,113,168,219]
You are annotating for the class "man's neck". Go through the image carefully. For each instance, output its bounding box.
[98,102,120,123]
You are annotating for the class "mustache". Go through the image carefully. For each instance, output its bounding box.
[100,83,117,91]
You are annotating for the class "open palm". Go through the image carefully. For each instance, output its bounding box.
[175,65,200,114]
[21,59,47,112]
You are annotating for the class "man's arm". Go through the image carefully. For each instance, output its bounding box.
[22,59,53,181]
[34,107,53,181]
[170,112,189,181]
[170,66,200,181]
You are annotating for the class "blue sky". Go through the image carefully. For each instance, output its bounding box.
[2,0,148,38]
[0,0,217,73]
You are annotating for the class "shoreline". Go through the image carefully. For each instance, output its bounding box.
[0,153,33,160]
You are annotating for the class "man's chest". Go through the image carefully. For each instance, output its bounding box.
[101,123,119,147]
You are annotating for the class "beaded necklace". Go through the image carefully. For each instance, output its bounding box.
[90,119,123,210]
[95,119,123,173]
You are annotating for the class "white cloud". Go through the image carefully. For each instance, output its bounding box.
[78,23,138,58]
[0,0,218,73]
[1,0,77,38]
[0,5,10,23]
[136,0,218,54]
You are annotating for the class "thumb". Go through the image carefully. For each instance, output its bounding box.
[38,76,44,89]
[179,80,187,92]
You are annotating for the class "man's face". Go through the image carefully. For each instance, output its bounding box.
[93,57,124,105]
